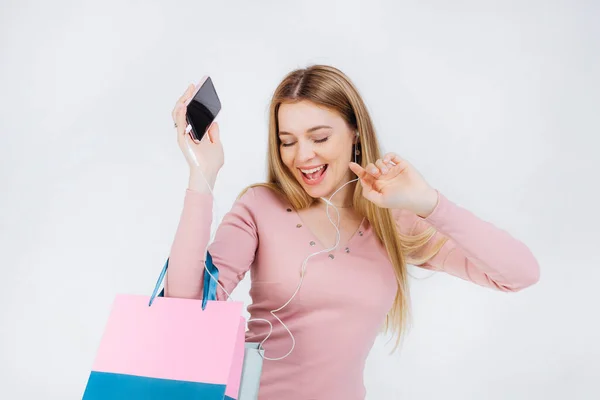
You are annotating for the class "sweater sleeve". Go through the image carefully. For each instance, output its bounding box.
[395,190,540,292]
[164,187,259,300]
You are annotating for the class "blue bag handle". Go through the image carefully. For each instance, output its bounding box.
[148,251,219,310]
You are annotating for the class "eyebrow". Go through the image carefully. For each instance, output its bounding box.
[278,125,333,136]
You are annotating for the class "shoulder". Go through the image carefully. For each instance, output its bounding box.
[231,184,292,232]
[236,184,289,212]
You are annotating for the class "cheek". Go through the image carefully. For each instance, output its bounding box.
[323,143,351,165]
[279,147,295,169]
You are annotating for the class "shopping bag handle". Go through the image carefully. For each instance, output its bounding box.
[148,251,219,310]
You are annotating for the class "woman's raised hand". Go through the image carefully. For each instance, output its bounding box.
[172,84,224,191]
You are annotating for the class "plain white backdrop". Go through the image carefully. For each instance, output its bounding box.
[1,0,599,398]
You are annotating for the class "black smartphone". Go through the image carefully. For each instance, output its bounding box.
[185,76,221,142]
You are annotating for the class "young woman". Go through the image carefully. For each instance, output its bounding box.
[165,65,540,399]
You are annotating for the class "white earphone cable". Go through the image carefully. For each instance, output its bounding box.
[193,127,363,361]
[246,134,362,361]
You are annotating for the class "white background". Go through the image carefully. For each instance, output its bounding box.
[1,0,599,399]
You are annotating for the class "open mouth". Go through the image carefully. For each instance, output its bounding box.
[299,164,328,185]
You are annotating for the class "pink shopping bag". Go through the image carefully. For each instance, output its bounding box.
[82,256,249,399]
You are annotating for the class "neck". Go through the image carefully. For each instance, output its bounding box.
[317,200,353,208]
[317,176,356,209]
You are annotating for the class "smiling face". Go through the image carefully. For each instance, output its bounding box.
[278,100,356,202]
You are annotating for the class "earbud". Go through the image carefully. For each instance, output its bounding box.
[353,131,361,159]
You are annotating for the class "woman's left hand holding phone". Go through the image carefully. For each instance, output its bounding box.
[172,84,224,193]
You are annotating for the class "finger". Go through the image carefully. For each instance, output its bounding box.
[174,103,188,137]
[356,176,382,204]
[172,84,196,122]
[387,157,410,176]
[177,84,196,105]
[383,152,403,166]
[349,162,368,179]
[375,159,389,174]
[365,162,381,178]
[350,162,378,193]
[205,121,220,144]
[349,162,376,186]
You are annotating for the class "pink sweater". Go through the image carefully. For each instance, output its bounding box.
[164,186,539,399]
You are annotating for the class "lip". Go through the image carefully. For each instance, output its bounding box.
[297,164,326,171]
[298,164,328,186]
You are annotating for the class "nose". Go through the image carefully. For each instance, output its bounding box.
[295,140,316,164]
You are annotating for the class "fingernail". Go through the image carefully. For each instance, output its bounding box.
[370,168,378,174]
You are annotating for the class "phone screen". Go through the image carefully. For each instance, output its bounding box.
[186,77,221,141]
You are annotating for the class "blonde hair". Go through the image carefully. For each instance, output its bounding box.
[241,65,447,350]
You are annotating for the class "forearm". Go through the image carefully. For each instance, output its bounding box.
[165,189,214,298]
[423,193,540,291]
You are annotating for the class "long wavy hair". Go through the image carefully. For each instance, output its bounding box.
[241,65,447,350]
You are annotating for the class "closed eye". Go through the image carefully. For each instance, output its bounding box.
[280,136,329,147]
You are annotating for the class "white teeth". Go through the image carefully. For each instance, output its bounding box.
[300,165,325,174]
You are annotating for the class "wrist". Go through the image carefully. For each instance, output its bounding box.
[188,167,218,193]
[413,188,439,218]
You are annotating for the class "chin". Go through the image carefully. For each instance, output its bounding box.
[295,168,335,199]
[301,184,331,199]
